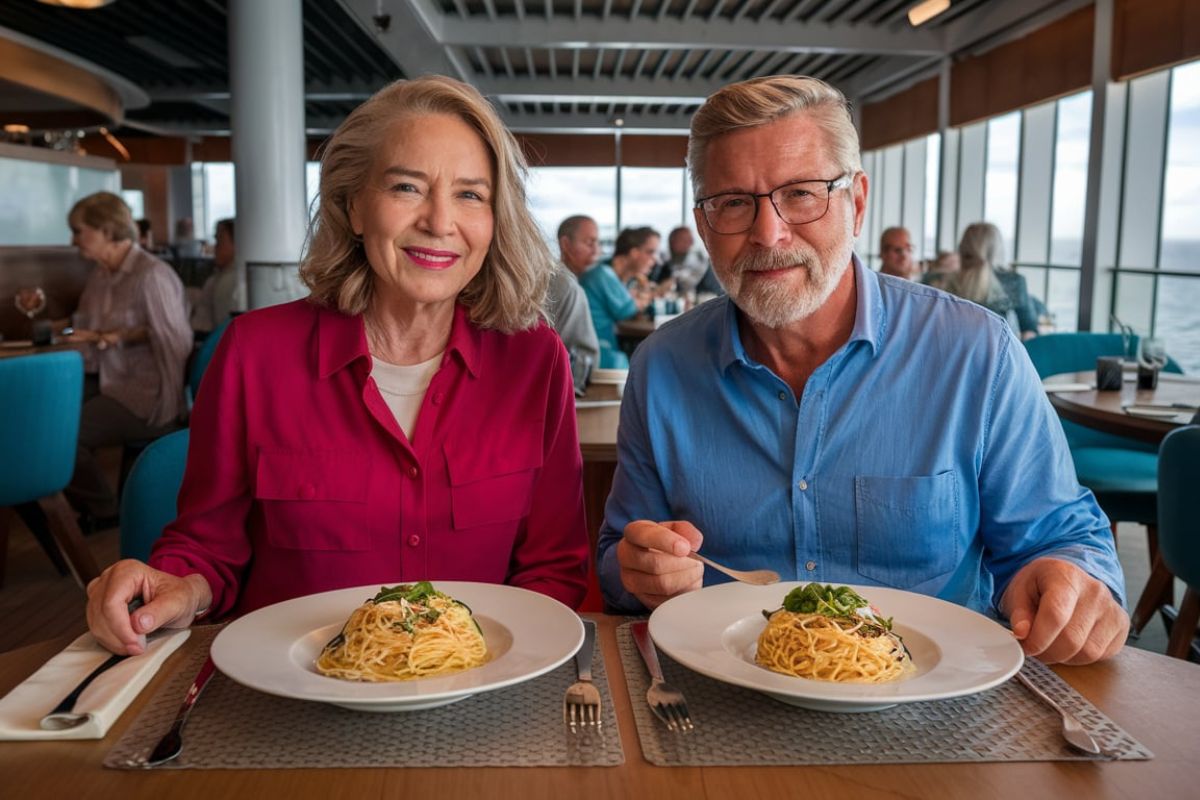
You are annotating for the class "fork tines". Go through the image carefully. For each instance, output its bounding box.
[563,686,602,734]
[654,698,694,733]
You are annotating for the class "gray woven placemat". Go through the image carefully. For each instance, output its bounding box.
[104,624,622,769]
[616,622,1152,766]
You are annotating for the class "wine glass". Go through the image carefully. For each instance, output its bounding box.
[1139,337,1167,370]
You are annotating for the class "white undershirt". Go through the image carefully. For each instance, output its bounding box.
[370,352,444,440]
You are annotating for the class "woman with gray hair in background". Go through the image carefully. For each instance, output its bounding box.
[929,221,1039,339]
[62,191,192,529]
[85,76,589,656]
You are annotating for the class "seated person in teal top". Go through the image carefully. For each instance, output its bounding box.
[580,226,658,368]
[599,75,1128,666]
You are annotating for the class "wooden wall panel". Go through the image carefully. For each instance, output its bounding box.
[950,5,1093,127]
[861,77,938,150]
[1113,0,1200,79]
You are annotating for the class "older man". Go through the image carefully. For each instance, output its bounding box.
[597,76,1127,665]
[547,215,601,375]
[878,226,917,280]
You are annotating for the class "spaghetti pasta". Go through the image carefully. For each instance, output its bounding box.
[755,584,913,684]
[316,582,488,682]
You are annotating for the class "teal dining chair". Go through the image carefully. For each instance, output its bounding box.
[1157,425,1200,661]
[188,317,231,405]
[0,351,100,588]
[119,428,189,563]
[1023,332,1184,635]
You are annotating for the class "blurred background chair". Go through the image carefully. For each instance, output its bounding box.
[119,428,189,563]
[1156,425,1200,662]
[1023,332,1184,635]
[0,351,100,588]
[187,316,231,406]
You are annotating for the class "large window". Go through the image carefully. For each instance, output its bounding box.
[984,112,1020,249]
[619,167,688,245]
[1156,60,1200,372]
[526,167,618,251]
[0,154,117,245]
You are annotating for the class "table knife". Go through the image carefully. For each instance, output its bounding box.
[144,655,217,767]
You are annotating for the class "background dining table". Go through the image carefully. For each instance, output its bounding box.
[1,614,1198,798]
[1045,370,1199,444]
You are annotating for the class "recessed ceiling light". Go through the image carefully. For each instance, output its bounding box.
[4,124,31,133]
[37,0,116,9]
[908,0,951,27]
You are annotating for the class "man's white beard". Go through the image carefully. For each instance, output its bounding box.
[718,244,851,329]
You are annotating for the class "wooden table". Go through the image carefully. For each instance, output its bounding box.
[1046,370,1199,444]
[2,618,1199,799]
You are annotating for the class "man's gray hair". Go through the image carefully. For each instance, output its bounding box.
[686,75,863,199]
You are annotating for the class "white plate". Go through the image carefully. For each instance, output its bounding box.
[211,582,584,712]
[649,582,1024,713]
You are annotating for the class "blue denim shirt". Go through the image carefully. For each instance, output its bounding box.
[597,256,1124,615]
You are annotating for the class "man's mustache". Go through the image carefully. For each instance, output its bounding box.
[731,249,815,273]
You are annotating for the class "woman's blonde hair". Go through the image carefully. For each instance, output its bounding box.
[953,222,1007,305]
[300,76,552,333]
[687,75,862,198]
[68,191,136,242]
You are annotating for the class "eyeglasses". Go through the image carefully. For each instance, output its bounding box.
[695,175,852,235]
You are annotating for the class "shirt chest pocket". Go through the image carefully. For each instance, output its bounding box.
[255,449,370,550]
[445,431,543,530]
[854,471,960,588]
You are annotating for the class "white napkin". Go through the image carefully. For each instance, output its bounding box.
[1043,382,1093,393]
[0,629,190,740]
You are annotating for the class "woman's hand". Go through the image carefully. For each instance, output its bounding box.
[86,560,213,655]
[62,328,101,344]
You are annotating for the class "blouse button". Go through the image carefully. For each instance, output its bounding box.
[408,465,419,478]
[298,483,316,500]
[408,535,420,547]
[432,391,445,405]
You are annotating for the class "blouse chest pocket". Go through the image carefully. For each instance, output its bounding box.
[255,449,370,550]
[854,471,960,588]
[445,431,543,530]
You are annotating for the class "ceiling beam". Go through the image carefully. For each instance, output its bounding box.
[497,109,691,134]
[436,16,944,56]
[334,0,469,81]
[476,74,724,104]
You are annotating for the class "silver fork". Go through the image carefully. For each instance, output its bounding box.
[1014,670,1104,756]
[630,621,694,732]
[563,619,601,734]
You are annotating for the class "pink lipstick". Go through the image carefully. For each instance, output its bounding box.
[403,247,460,270]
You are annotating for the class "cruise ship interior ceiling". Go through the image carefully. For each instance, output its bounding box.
[0,0,1089,139]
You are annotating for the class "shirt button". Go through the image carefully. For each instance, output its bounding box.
[432,391,444,405]
[408,535,420,547]
[408,465,419,478]
[298,483,316,500]
[805,561,817,571]
[798,479,808,491]
[778,391,787,401]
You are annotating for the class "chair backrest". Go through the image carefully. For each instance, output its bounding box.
[0,351,83,506]
[1158,425,1200,589]
[188,317,231,402]
[1023,332,1175,453]
[119,428,189,562]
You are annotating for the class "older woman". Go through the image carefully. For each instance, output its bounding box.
[927,222,1038,339]
[63,192,193,526]
[86,77,589,655]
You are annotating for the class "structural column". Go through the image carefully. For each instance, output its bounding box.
[1078,0,1114,332]
[228,0,308,310]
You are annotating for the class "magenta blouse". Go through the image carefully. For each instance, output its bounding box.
[149,299,589,616]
